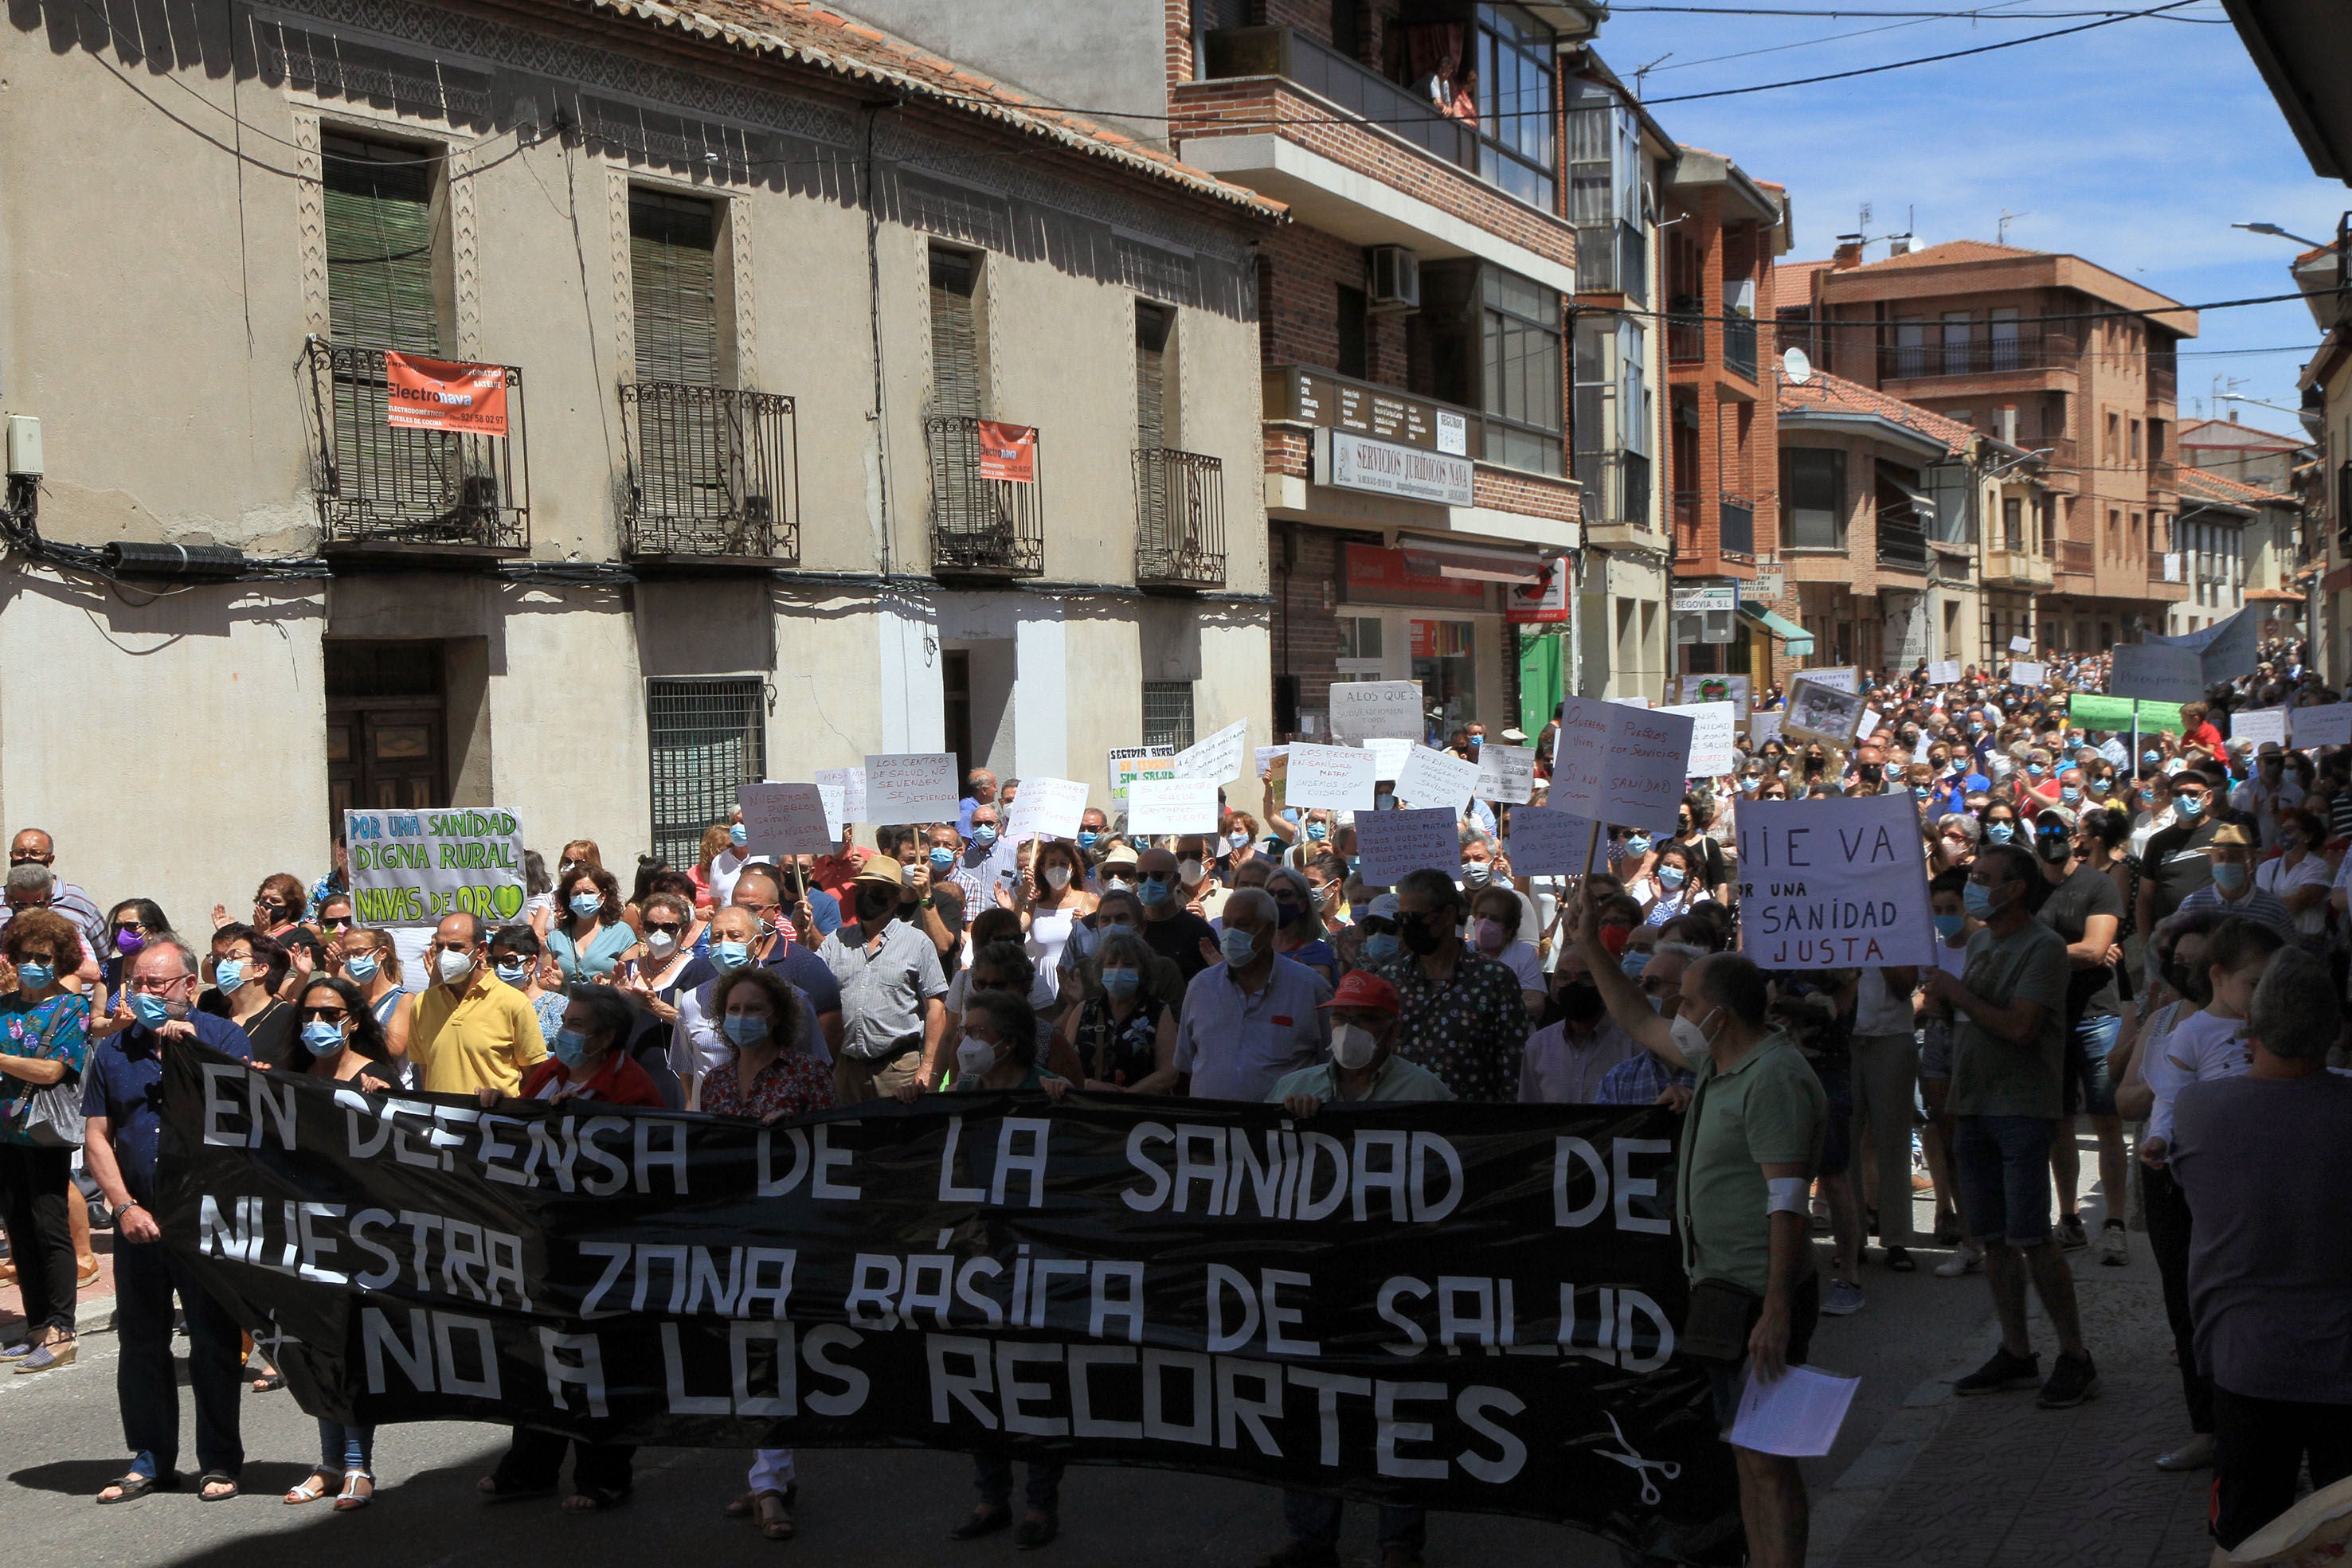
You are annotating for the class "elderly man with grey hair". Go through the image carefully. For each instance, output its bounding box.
[1163,886,1331,1101]
[2171,944,2352,1550]
[6,827,106,960]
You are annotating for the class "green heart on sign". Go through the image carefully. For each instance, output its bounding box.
[491,884,524,921]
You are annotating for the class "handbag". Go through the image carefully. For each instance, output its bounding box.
[1679,1278,1762,1363]
[19,1074,84,1148]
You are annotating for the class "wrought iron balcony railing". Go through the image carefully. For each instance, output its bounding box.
[1719,495,1756,557]
[302,338,527,551]
[927,416,1043,578]
[620,382,799,563]
[1133,448,1227,589]
[1575,448,1653,530]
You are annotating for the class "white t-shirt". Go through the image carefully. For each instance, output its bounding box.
[2146,1007,2251,1151]
[707,848,750,911]
[1854,966,1915,1037]
[2256,853,2330,936]
[1497,940,1545,994]
[944,966,1058,1018]
[1933,936,1971,980]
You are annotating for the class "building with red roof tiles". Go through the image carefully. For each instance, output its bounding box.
[2173,466,2309,642]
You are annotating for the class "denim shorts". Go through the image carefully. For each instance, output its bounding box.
[2062,1013,2122,1119]
[1952,1114,2056,1247]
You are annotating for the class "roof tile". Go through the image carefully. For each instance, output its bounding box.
[1777,369,1975,456]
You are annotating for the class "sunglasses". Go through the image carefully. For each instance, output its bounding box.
[299,1006,348,1023]
[317,917,350,932]
[643,921,686,936]
[114,921,149,935]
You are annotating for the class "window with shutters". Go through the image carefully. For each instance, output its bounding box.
[324,134,444,351]
[929,247,986,420]
[1136,303,1172,454]
[631,190,722,386]
[1133,304,1223,588]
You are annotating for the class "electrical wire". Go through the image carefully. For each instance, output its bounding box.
[1608,4,2225,16]
[1636,0,2045,76]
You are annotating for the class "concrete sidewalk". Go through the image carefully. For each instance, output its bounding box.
[1814,1236,2215,1568]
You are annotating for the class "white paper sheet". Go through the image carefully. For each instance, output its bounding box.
[1728,1365,1858,1458]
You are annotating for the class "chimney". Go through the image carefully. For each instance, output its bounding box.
[1833,234,1864,270]
[1888,233,1913,256]
[2229,409,2240,423]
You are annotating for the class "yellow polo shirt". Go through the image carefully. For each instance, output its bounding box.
[405,972,547,1095]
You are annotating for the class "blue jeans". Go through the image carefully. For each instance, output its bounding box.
[1952,1114,2057,1247]
[1282,1491,1426,1554]
[2064,1014,2122,1118]
[973,1447,1064,1513]
[112,1238,244,1479]
[319,1418,375,1471]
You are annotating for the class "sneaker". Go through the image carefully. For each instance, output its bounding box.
[1821,1279,1866,1316]
[2037,1351,2099,1409]
[1954,1346,2041,1396]
[2057,1214,2089,1252]
[1934,1243,1983,1278]
[14,1337,75,1374]
[2097,1220,2129,1267]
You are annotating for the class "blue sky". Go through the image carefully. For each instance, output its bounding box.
[1589,1,2341,438]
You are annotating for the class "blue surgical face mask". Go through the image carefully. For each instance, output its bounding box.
[2027,763,2045,778]
[130,992,175,1030]
[730,823,749,848]
[1985,822,2015,845]
[1219,926,1260,967]
[1138,876,1172,908]
[1964,881,1998,918]
[344,952,379,983]
[2176,794,2205,818]
[2143,751,2161,766]
[213,959,247,994]
[1968,722,1985,737]
[1657,864,1687,890]
[1935,913,1967,940]
[1078,831,1099,850]
[569,893,602,919]
[972,825,998,849]
[1228,831,1250,851]
[2212,862,2248,891]
[2060,785,2081,804]
[1101,967,1141,999]
[1305,821,1329,842]
[1912,784,1931,800]
[722,1014,769,1047]
[495,960,529,985]
[1360,932,1401,964]
[14,960,55,990]
[553,1027,592,1068]
[301,1019,344,1056]
[1623,834,1652,856]
[714,940,751,970]
[929,847,955,870]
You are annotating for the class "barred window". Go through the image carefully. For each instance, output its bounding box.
[647,678,766,867]
[1141,681,1196,751]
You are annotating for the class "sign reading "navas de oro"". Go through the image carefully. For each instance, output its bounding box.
[1315,428,1476,508]
[346,808,526,928]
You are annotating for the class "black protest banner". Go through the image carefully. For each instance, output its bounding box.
[155,1046,1740,1560]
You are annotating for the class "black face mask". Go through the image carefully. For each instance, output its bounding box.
[1556,980,1606,1024]
[2036,833,2071,865]
[1399,914,1448,956]
[2164,959,2210,1004]
[1857,764,1883,784]
[855,888,897,924]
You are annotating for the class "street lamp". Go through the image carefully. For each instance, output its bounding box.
[2233,221,2335,248]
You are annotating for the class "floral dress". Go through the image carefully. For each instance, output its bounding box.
[0,991,91,1144]
[700,1050,836,1121]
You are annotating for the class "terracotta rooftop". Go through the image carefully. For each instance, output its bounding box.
[2180,465,2296,508]
[1777,369,1975,456]
[1767,256,1833,313]
[1852,239,2046,270]
[567,0,1287,218]
[2177,416,2304,450]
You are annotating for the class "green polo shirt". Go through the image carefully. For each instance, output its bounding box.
[1267,1053,1456,1106]
[1677,1030,1825,1294]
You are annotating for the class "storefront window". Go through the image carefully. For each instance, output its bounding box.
[1335,615,1385,678]
[1411,619,1477,737]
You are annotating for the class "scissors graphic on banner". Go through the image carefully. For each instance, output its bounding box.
[1602,1411,1682,1504]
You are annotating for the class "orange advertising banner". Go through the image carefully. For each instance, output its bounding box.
[383,352,511,437]
[975,420,1037,483]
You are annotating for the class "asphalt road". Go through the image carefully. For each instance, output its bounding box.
[1,1191,2010,1568]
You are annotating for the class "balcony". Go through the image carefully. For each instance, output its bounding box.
[2150,362,2178,405]
[1133,448,1227,590]
[1720,495,1756,558]
[1667,300,1705,365]
[619,383,798,567]
[302,339,527,557]
[1203,27,1479,181]
[2149,457,2179,491]
[1881,330,2080,384]
[1983,547,2054,588]
[1877,517,1929,571]
[1724,316,1759,381]
[2060,538,2094,576]
[1575,448,1653,532]
[1575,221,1647,301]
[927,416,1043,578]
[2152,552,2182,584]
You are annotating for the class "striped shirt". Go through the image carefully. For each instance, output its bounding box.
[2175,883,2296,936]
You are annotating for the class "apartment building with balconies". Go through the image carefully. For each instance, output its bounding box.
[850,1,1603,741]
[0,0,1280,911]
[1790,239,2197,658]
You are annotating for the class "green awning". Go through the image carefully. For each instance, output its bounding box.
[1740,605,1814,657]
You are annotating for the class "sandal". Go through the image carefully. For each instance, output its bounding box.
[199,1470,241,1502]
[754,1488,796,1540]
[1886,1245,1917,1272]
[96,1470,176,1504]
[76,1259,100,1288]
[249,1371,286,1394]
[334,1470,374,1511]
[478,1476,556,1503]
[726,1483,797,1518]
[284,1467,339,1505]
[562,1484,632,1512]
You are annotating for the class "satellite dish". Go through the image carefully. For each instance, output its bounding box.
[1783,347,1814,385]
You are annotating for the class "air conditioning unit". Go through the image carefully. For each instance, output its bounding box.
[1367,245,1420,313]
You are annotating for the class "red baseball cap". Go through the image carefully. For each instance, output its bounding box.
[1320,971,1399,1015]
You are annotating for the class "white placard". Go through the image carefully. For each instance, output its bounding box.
[2009,661,2047,689]
[813,766,867,824]
[1474,743,1538,804]
[1254,745,1289,777]
[1394,744,1482,813]
[1352,807,1462,888]
[1005,776,1090,843]
[1674,672,1752,719]
[2291,702,2352,749]
[863,753,961,821]
[1545,696,1695,834]
[1857,708,1884,741]
[2147,605,2255,690]
[2109,643,2207,705]
[815,782,847,840]
[1735,793,1935,967]
[2231,709,2287,749]
[1283,743,1379,811]
[739,782,836,860]
[1365,737,1415,780]
[1609,695,1653,710]
[1169,718,1249,784]
[2009,635,2034,654]
[1502,805,1605,876]
[1125,777,1221,837]
[1802,667,1859,694]
[1927,659,1962,685]
[1108,745,1176,802]
[1328,680,1426,745]
[1658,702,1738,776]
[1749,710,1785,746]
[1783,679,1866,746]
